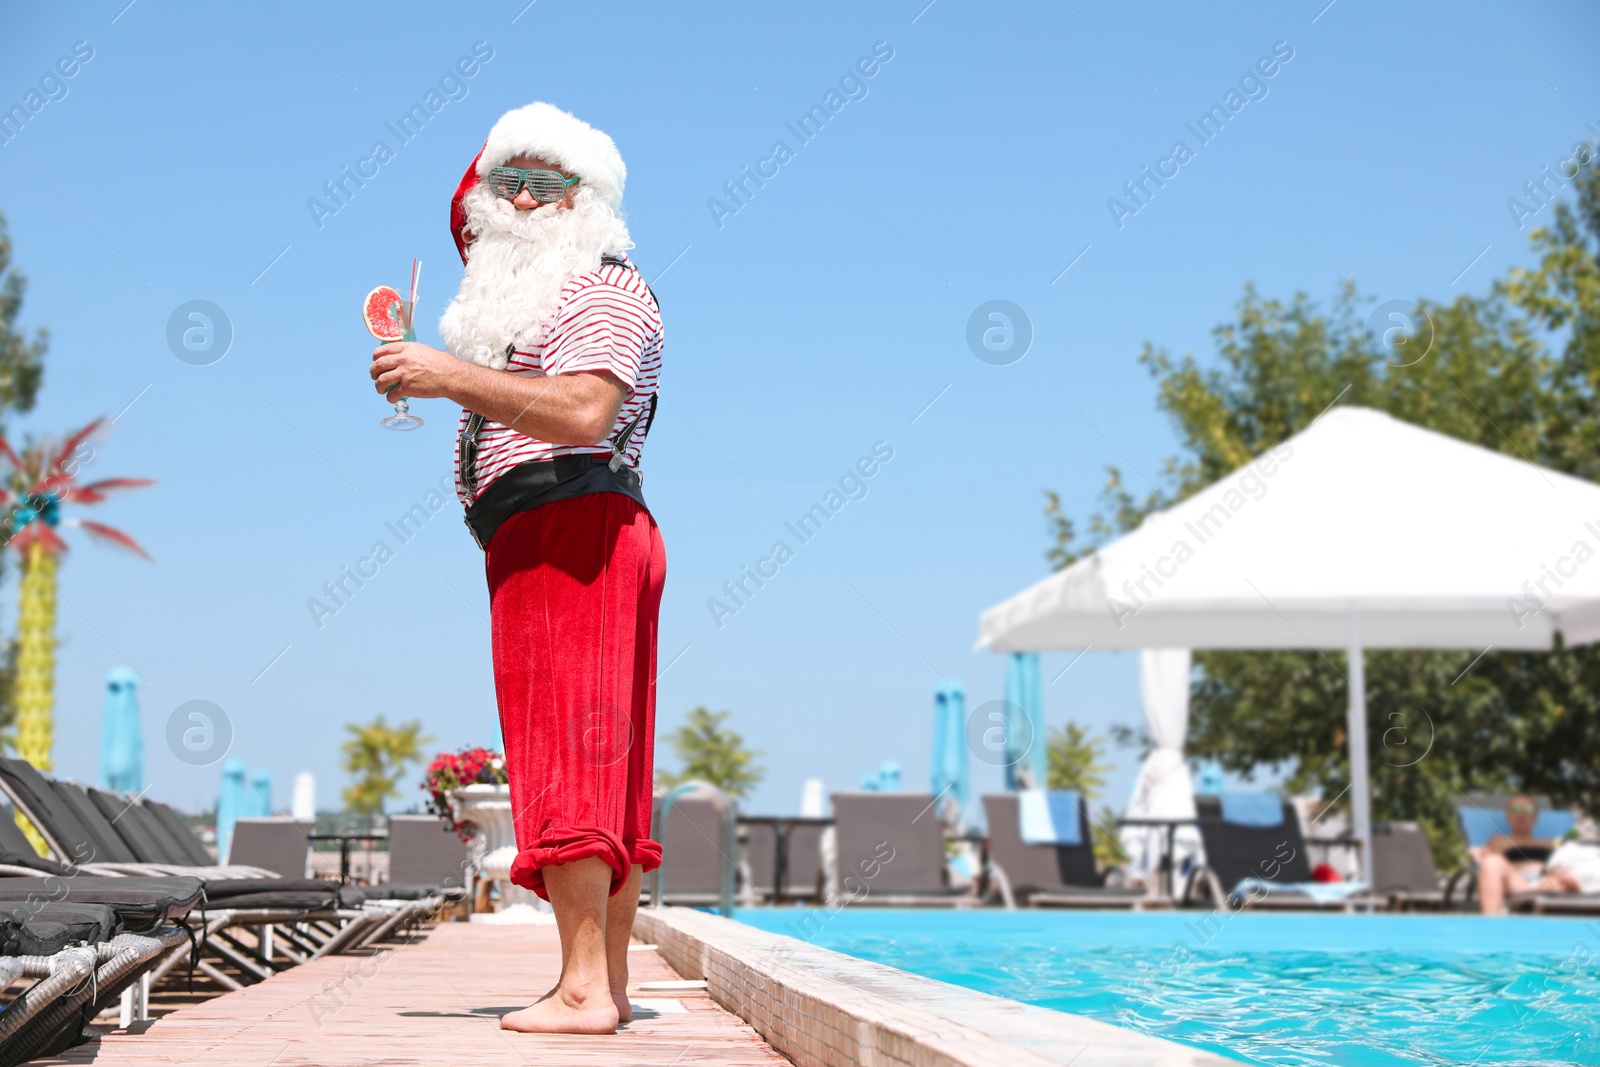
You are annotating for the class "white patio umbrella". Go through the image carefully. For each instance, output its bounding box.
[979,407,1600,881]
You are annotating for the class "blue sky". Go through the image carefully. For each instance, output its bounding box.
[0,0,1596,820]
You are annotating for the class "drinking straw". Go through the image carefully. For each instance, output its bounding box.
[408,257,421,310]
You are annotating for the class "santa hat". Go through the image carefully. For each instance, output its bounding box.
[449,102,627,263]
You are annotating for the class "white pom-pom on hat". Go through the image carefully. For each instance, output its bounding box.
[477,102,626,212]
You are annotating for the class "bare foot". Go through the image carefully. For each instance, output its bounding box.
[613,992,633,1023]
[501,985,619,1035]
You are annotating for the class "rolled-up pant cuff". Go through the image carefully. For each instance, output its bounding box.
[509,829,664,900]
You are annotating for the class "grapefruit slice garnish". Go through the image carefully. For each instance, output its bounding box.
[362,285,405,342]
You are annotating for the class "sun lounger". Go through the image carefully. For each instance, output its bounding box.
[2,763,433,975]
[0,857,379,980]
[650,794,734,906]
[0,759,128,870]
[1,901,120,1060]
[1189,793,1372,910]
[0,766,390,972]
[378,814,470,914]
[0,760,270,878]
[1454,794,1575,848]
[0,890,192,1064]
[386,814,469,894]
[227,817,455,932]
[982,794,1166,909]
[228,817,313,878]
[132,798,383,922]
[1370,821,1450,911]
[2,926,188,1064]
[1446,796,1600,915]
[0,874,203,929]
[829,793,973,906]
[204,817,452,955]
[0,872,205,1011]
[190,842,401,962]
[336,815,469,943]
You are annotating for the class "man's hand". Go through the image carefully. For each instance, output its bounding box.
[372,339,628,446]
[371,342,462,403]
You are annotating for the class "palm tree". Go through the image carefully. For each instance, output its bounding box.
[341,716,431,827]
[0,419,151,771]
[1045,721,1112,798]
[656,707,765,800]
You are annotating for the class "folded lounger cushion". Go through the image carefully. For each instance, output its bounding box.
[204,889,343,911]
[0,875,203,932]
[198,878,366,910]
[0,902,121,957]
[200,877,340,899]
[0,865,358,913]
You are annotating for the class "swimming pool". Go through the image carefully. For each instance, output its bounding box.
[735,909,1600,1066]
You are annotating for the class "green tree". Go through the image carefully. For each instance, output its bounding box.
[1045,721,1111,797]
[1044,141,1600,866]
[0,213,47,749]
[341,716,431,825]
[657,707,764,800]
[0,214,45,422]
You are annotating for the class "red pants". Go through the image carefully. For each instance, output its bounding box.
[485,492,666,900]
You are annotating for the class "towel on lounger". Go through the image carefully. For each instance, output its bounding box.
[1019,790,1082,846]
[1548,842,1600,893]
[1231,877,1370,904]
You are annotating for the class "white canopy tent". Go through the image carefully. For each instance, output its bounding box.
[980,407,1600,881]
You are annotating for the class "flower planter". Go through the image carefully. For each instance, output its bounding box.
[448,783,551,921]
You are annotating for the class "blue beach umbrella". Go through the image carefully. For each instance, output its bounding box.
[1004,652,1045,790]
[98,667,143,795]
[931,681,968,827]
[216,759,246,863]
[246,768,273,818]
[860,759,904,791]
[877,760,902,791]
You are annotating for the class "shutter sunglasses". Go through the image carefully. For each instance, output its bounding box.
[486,165,581,203]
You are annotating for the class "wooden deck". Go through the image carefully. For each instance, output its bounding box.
[40,922,793,1066]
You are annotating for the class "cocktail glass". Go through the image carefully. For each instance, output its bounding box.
[381,299,424,430]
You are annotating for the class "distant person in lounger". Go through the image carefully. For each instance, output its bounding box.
[371,102,664,1034]
[1474,795,1582,914]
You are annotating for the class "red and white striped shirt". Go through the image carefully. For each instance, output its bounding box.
[455,255,663,505]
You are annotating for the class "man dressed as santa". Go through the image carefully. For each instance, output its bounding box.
[371,102,665,1035]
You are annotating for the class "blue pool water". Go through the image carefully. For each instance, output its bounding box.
[735,909,1600,1066]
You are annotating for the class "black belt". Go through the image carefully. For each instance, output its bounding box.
[462,453,647,550]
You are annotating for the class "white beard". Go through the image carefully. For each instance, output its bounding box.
[438,184,633,370]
